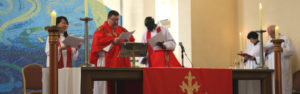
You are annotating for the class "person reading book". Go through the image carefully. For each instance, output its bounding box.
[45,16,81,69]
[242,31,261,69]
[238,31,262,94]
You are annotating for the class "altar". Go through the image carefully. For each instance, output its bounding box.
[81,67,273,94]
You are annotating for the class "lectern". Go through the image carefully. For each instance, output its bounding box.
[120,42,147,67]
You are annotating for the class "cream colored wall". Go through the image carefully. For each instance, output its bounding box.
[191,0,239,68]
[178,0,192,67]
[122,0,155,43]
[238,0,300,73]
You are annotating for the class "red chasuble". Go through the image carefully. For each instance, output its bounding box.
[90,21,135,67]
[90,21,138,94]
[146,27,181,67]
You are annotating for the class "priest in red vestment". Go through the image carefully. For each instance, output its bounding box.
[90,10,139,94]
[140,16,181,67]
[90,11,135,67]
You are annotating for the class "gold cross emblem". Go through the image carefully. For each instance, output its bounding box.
[179,71,201,94]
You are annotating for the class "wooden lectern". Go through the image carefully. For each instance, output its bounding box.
[45,26,60,94]
[272,39,284,94]
[120,42,147,67]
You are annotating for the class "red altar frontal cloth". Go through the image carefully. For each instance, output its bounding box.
[143,68,232,94]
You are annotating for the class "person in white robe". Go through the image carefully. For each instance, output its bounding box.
[265,25,295,94]
[239,31,261,94]
[244,31,261,69]
[139,17,178,67]
[45,16,80,68]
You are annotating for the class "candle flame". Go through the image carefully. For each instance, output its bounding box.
[51,10,56,15]
[259,3,262,9]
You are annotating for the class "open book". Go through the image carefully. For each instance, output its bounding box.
[148,32,165,49]
[62,36,83,47]
[238,53,254,58]
[119,31,135,40]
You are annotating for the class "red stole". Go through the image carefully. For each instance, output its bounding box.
[146,27,161,66]
[146,27,181,67]
[57,40,72,69]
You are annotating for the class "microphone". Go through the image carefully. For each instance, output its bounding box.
[179,42,185,68]
[179,42,193,68]
[179,42,185,52]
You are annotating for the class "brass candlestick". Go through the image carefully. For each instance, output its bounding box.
[80,17,94,67]
[255,30,268,69]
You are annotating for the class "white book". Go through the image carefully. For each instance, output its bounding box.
[148,32,165,49]
[62,36,83,48]
[119,31,135,40]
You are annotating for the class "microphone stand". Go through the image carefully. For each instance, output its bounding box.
[181,48,185,68]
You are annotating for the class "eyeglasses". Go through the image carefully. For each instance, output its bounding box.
[109,18,119,22]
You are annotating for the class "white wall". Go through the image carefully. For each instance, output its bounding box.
[238,0,300,73]
[122,0,155,42]
[178,0,192,67]
[103,0,120,11]
[156,0,192,67]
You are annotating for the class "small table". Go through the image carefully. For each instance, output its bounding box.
[232,69,274,94]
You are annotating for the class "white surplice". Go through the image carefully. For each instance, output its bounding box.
[93,51,107,94]
[45,33,79,67]
[239,42,261,94]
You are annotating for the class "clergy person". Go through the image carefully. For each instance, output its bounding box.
[265,25,295,94]
[89,10,135,67]
[244,31,261,69]
[89,10,136,94]
[140,17,181,67]
[239,31,261,94]
[45,16,81,69]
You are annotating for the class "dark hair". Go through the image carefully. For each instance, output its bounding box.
[247,31,258,39]
[56,16,69,37]
[145,17,155,26]
[108,10,119,18]
[145,16,157,31]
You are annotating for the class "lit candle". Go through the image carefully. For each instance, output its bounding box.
[240,32,243,51]
[85,0,88,17]
[259,3,262,30]
[51,10,56,26]
[275,26,279,39]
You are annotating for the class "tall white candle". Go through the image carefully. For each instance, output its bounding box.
[51,10,56,26]
[259,3,262,30]
[85,0,88,17]
[275,26,279,39]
